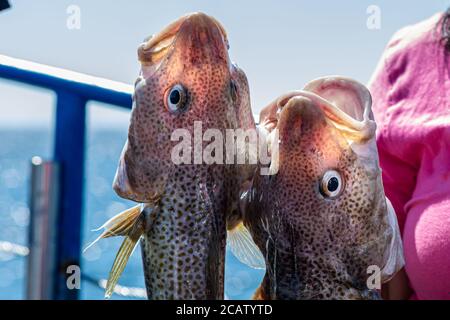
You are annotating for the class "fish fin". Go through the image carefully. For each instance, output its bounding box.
[380,197,405,283]
[83,204,142,252]
[105,215,145,299]
[252,284,269,300]
[227,222,265,269]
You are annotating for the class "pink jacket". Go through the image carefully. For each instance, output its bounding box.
[369,13,450,300]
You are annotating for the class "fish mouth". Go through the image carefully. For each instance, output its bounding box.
[138,12,230,77]
[259,76,377,144]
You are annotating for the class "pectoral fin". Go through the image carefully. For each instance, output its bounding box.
[83,204,142,252]
[227,222,265,270]
[380,197,405,283]
[84,204,149,299]
[105,216,145,299]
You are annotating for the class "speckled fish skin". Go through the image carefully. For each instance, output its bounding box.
[243,82,396,300]
[113,13,255,299]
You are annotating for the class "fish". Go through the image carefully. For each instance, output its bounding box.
[234,76,405,299]
[87,12,256,299]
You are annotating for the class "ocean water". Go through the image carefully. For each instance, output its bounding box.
[0,128,264,300]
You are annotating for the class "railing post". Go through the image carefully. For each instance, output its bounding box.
[52,90,86,300]
[27,157,60,300]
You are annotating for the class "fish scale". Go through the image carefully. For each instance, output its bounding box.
[140,165,232,299]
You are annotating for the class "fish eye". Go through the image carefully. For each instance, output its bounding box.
[165,84,188,113]
[319,170,344,198]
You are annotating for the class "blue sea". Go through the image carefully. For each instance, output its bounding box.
[0,127,264,300]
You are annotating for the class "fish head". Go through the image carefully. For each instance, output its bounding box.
[113,12,253,202]
[250,77,400,298]
[275,91,380,224]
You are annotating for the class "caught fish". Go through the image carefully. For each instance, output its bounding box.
[89,12,256,299]
[234,77,404,299]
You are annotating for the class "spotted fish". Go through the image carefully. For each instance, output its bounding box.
[234,77,404,300]
[88,12,256,299]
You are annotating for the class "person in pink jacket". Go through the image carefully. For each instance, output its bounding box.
[369,10,450,300]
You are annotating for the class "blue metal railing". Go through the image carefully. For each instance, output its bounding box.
[0,55,133,299]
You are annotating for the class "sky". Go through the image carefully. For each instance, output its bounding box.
[0,0,448,127]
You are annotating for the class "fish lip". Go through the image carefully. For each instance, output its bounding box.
[275,95,324,150]
[138,12,230,75]
[183,12,229,49]
[141,12,228,53]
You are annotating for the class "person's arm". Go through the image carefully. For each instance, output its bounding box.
[369,36,415,301]
[381,268,412,300]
